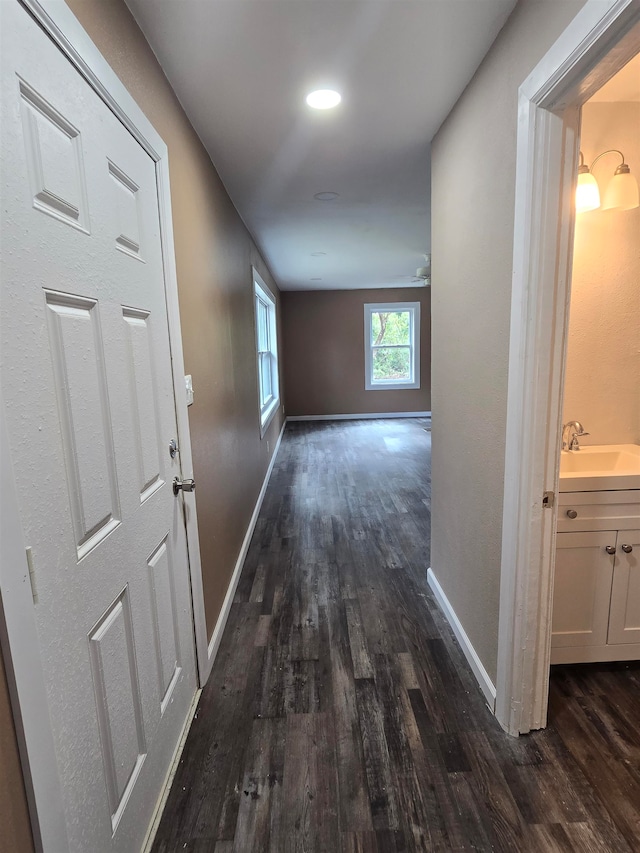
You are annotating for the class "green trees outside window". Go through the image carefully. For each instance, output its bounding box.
[371,310,411,381]
[364,301,420,391]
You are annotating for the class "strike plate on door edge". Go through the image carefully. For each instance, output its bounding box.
[185,375,194,406]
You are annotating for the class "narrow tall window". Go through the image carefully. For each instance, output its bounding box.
[253,269,280,434]
[364,302,420,390]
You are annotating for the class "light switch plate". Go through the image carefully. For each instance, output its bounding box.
[185,374,194,406]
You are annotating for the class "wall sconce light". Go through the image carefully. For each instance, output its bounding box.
[576,149,640,213]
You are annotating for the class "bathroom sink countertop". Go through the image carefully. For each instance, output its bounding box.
[559,444,640,492]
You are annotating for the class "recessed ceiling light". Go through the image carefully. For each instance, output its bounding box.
[311,251,326,256]
[314,192,339,201]
[311,277,323,281]
[306,89,341,110]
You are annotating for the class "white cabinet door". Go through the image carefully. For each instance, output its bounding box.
[552,531,616,648]
[1,3,197,851]
[608,529,640,645]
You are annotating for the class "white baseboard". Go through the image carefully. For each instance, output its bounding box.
[142,687,202,853]
[286,411,431,422]
[427,568,496,711]
[203,420,286,680]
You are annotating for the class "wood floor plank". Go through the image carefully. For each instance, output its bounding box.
[215,645,267,840]
[549,695,640,847]
[341,830,380,853]
[345,598,375,680]
[290,559,319,662]
[248,562,267,603]
[524,822,574,853]
[153,419,640,852]
[281,712,341,852]
[410,743,468,852]
[445,771,496,851]
[231,717,285,853]
[373,653,446,850]
[458,731,527,850]
[396,652,420,691]
[354,677,400,832]
[563,819,635,852]
[327,597,373,833]
[254,614,271,647]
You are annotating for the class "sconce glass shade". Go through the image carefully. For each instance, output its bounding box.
[602,166,640,210]
[576,170,600,213]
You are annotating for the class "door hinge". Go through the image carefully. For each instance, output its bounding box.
[542,491,555,508]
[26,546,38,604]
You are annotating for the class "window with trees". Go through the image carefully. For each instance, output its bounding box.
[253,269,280,434]
[364,302,420,390]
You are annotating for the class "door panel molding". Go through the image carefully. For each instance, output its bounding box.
[18,75,90,232]
[45,289,122,559]
[122,306,165,503]
[147,535,182,715]
[88,586,147,831]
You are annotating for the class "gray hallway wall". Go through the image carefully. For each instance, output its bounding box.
[430,0,588,682]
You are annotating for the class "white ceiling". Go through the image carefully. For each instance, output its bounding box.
[589,52,640,103]
[126,0,518,290]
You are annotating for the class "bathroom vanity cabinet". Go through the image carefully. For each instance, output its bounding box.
[551,489,640,664]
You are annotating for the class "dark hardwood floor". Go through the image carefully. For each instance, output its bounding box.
[153,419,640,852]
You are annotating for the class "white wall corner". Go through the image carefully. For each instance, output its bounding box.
[203,420,286,680]
[427,568,497,712]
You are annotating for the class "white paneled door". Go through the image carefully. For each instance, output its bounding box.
[1,3,198,850]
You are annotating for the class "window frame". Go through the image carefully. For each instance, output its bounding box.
[252,268,280,436]
[364,301,421,391]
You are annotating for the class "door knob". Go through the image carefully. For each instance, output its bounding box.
[173,477,195,495]
[605,545,616,555]
[566,509,578,519]
[621,544,633,554]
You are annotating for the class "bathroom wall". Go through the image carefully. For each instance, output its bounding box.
[282,287,431,416]
[563,100,640,444]
[430,0,586,682]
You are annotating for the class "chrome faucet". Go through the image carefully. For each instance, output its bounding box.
[562,421,589,451]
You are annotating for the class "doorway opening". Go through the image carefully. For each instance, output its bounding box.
[550,55,640,669]
[496,0,640,736]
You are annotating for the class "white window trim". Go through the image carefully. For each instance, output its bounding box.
[364,301,420,391]
[253,268,280,436]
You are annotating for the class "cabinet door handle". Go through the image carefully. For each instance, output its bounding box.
[605,545,616,555]
[566,509,578,519]
[621,544,633,554]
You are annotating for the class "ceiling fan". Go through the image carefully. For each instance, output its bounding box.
[411,253,431,285]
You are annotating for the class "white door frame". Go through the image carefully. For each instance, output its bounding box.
[496,0,640,736]
[0,1,209,848]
